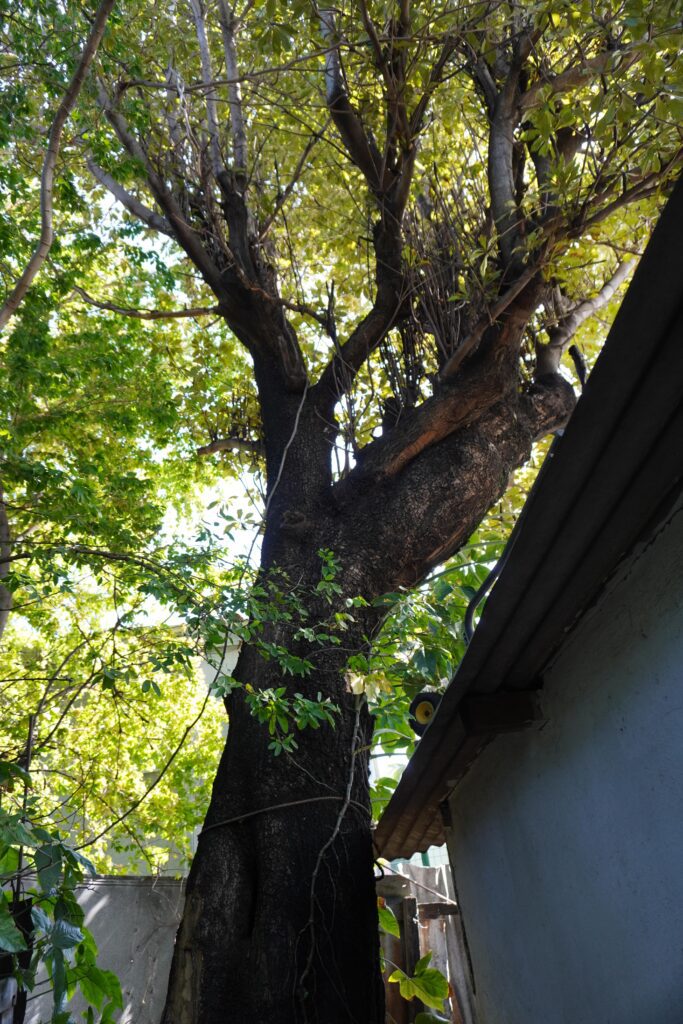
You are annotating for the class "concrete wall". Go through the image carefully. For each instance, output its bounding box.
[26,878,184,1024]
[446,503,683,1024]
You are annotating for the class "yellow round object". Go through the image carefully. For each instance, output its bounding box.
[415,701,435,725]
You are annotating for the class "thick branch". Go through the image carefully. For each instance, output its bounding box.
[520,45,643,114]
[439,265,539,381]
[189,0,223,180]
[313,213,406,408]
[349,348,516,485]
[487,34,534,270]
[535,259,635,376]
[320,10,383,191]
[0,0,116,331]
[217,0,248,181]
[86,158,173,234]
[336,374,576,591]
[98,85,225,294]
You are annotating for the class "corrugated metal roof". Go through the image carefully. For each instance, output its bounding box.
[374,175,683,861]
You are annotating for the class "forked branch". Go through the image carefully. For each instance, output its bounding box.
[320,9,383,191]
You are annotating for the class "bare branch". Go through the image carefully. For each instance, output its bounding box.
[97,85,225,294]
[0,0,116,331]
[196,437,264,457]
[188,0,223,180]
[86,157,173,235]
[217,0,248,182]
[71,285,220,320]
[320,9,382,191]
[439,264,539,382]
[535,259,635,376]
[520,46,643,114]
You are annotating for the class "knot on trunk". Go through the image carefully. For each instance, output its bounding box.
[522,372,577,440]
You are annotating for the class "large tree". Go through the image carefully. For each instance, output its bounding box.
[2,0,682,1021]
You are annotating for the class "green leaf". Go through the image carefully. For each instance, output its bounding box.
[378,903,400,938]
[51,919,84,950]
[0,900,27,952]
[0,761,32,787]
[35,844,63,892]
[388,952,449,1010]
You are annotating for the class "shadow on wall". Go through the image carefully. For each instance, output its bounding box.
[26,877,184,1024]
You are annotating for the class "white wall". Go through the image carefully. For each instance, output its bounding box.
[447,502,683,1024]
[26,877,184,1024]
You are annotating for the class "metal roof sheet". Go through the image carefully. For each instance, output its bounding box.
[374,175,683,861]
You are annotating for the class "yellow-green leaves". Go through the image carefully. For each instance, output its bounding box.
[388,951,450,1010]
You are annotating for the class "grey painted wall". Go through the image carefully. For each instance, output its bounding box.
[26,878,184,1024]
[447,503,683,1024]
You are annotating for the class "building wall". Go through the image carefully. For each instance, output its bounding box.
[26,878,184,1024]
[446,502,683,1024]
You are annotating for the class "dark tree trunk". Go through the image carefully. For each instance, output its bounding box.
[161,371,576,1024]
[162,546,386,1024]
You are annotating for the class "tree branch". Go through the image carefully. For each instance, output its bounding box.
[410,33,459,137]
[520,45,643,114]
[439,264,539,382]
[535,259,635,376]
[259,131,323,239]
[71,285,220,320]
[217,0,249,183]
[0,0,116,331]
[97,84,226,294]
[196,437,264,457]
[576,150,683,234]
[320,9,383,191]
[86,158,173,234]
[188,0,223,180]
[487,32,535,270]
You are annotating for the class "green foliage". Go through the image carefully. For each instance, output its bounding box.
[377,899,400,938]
[0,787,122,1020]
[388,951,450,1011]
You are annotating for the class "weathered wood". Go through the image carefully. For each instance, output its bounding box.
[401,896,423,1022]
